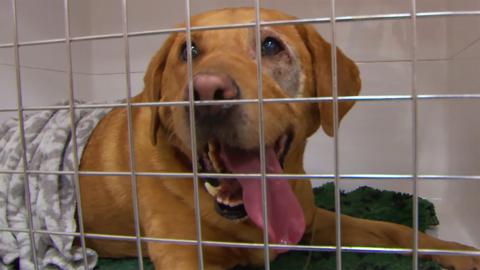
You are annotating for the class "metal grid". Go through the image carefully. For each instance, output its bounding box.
[1,0,480,269]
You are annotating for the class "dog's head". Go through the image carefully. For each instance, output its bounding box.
[143,8,360,247]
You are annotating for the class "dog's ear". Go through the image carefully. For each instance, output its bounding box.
[144,34,176,145]
[296,24,361,137]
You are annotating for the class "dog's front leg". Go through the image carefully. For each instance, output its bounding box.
[137,181,228,270]
[307,208,479,270]
[141,210,229,270]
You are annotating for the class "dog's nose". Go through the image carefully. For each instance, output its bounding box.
[190,73,239,120]
[192,73,239,101]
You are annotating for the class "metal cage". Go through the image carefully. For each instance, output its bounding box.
[1,0,480,269]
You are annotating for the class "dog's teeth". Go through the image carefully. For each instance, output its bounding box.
[216,196,243,207]
[209,153,222,172]
[208,142,223,172]
[217,196,229,205]
[205,182,220,197]
[228,200,243,207]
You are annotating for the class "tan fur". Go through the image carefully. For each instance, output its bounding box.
[79,8,479,270]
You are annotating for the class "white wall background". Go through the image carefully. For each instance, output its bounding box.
[0,0,479,248]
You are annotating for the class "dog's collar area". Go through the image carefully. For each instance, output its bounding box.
[198,132,293,221]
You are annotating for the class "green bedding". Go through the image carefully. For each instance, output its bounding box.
[96,183,441,270]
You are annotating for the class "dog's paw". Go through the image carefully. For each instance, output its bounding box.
[431,244,480,270]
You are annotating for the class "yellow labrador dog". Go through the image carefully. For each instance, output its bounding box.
[79,8,479,270]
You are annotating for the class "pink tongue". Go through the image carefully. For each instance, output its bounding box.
[219,146,305,252]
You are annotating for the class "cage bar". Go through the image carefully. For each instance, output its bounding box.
[252,1,272,269]
[184,0,205,269]
[1,10,480,49]
[10,0,39,269]
[3,93,480,114]
[326,0,343,269]
[120,0,145,269]
[3,94,480,114]
[2,169,480,181]
[62,0,90,268]
[410,0,420,269]
[2,224,478,256]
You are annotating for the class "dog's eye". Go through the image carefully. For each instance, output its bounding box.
[180,42,199,62]
[261,37,283,56]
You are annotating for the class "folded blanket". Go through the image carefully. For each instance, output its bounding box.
[0,102,113,270]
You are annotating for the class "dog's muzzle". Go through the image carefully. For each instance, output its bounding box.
[187,72,240,123]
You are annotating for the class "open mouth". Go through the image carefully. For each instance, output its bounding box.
[199,132,293,221]
[197,129,305,249]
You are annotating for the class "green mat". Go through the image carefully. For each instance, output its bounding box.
[96,183,442,270]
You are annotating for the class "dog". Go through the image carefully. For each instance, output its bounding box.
[79,8,480,270]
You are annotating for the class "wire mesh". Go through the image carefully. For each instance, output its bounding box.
[1,1,480,270]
